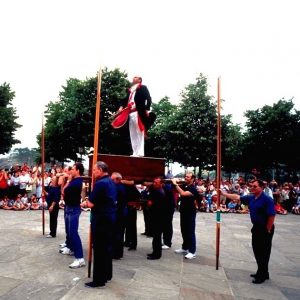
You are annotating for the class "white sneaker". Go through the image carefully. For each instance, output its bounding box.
[60,247,74,255]
[59,242,67,248]
[69,258,86,269]
[59,246,68,253]
[185,252,196,259]
[162,245,170,250]
[175,248,188,254]
[46,234,54,238]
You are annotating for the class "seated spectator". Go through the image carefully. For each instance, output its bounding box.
[227,200,237,212]
[59,199,65,209]
[220,199,229,213]
[13,195,25,211]
[291,197,300,215]
[38,197,48,210]
[30,194,40,210]
[3,198,14,210]
[81,197,91,211]
[275,202,287,215]
[236,203,249,214]
[0,196,8,208]
[21,193,31,210]
[205,191,213,212]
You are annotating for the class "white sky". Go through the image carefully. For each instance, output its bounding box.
[1,0,299,149]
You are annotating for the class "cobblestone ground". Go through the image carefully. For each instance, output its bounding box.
[0,209,299,300]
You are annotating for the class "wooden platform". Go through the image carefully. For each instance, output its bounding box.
[89,154,166,182]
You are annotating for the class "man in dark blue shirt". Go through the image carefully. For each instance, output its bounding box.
[85,161,117,288]
[45,175,61,238]
[172,172,198,259]
[221,179,276,284]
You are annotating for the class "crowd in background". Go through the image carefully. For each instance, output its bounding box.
[192,177,300,215]
[0,163,89,211]
[1,163,300,215]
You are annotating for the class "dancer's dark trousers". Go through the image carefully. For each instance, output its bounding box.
[251,224,274,278]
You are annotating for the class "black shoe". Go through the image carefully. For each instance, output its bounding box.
[85,281,105,288]
[147,253,154,257]
[147,255,160,260]
[141,232,147,235]
[250,273,269,280]
[252,277,266,284]
[128,247,136,251]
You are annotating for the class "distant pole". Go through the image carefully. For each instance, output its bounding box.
[88,68,102,278]
[216,77,222,270]
[41,114,45,235]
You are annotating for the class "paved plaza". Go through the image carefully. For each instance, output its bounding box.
[0,209,299,300]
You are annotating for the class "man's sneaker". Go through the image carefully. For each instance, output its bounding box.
[175,248,188,254]
[162,245,170,250]
[46,234,54,238]
[69,258,86,269]
[60,247,74,255]
[185,252,196,259]
[59,242,67,248]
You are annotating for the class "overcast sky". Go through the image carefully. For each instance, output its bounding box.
[1,0,299,150]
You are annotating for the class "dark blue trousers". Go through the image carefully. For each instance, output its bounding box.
[180,211,196,254]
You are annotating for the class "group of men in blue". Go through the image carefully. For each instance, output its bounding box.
[46,160,276,288]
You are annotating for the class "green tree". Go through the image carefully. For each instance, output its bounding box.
[167,74,218,170]
[243,99,300,173]
[221,116,244,174]
[146,96,178,164]
[0,82,21,154]
[41,68,131,162]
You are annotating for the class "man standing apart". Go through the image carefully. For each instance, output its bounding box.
[119,76,153,157]
[220,179,275,284]
[172,172,198,259]
[85,161,117,288]
[45,175,61,238]
[63,162,85,269]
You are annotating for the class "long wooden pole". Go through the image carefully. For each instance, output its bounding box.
[216,77,222,270]
[88,68,102,278]
[41,114,45,235]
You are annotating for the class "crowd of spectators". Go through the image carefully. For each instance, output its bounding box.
[191,177,300,215]
[0,163,89,211]
[1,163,300,215]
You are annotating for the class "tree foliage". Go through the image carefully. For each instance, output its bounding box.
[41,68,131,162]
[243,99,300,171]
[148,74,243,173]
[0,82,21,154]
[146,96,178,162]
[162,74,218,169]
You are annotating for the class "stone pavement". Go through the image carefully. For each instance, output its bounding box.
[0,209,299,300]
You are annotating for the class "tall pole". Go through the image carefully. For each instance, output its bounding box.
[88,68,102,278]
[41,114,45,235]
[216,77,222,270]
